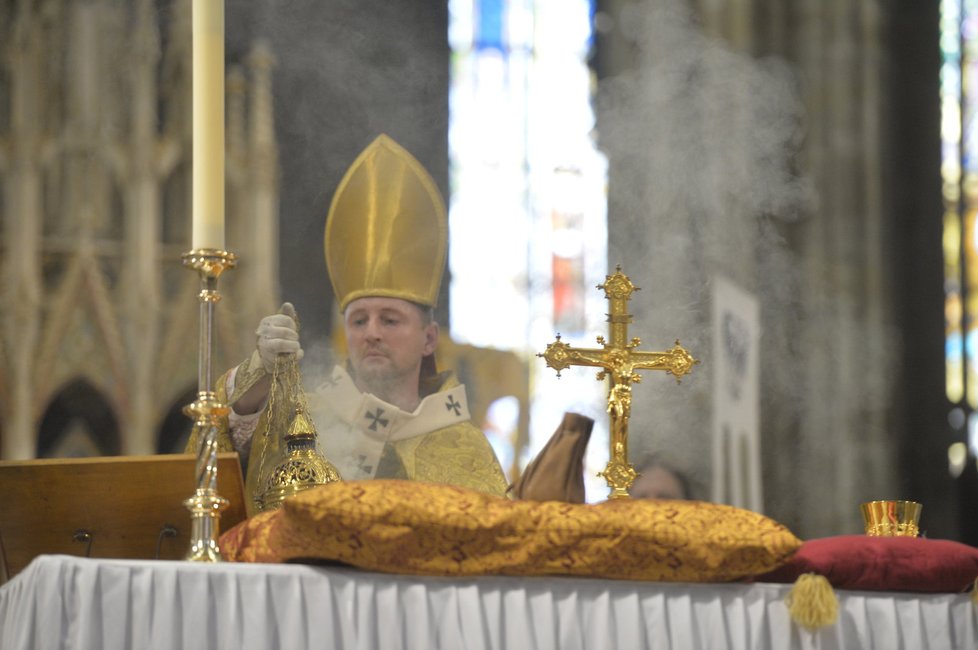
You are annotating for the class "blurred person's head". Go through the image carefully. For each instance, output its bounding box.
[631,456,691,500]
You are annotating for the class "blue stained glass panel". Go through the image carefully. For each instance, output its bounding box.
[476,0,505,52]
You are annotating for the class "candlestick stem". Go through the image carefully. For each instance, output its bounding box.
[182,249,237,562]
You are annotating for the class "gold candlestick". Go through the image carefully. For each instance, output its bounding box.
[182,248,237,562]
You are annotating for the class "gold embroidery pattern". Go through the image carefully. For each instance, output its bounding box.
[221,510,279,562]
[228,481,802,581]
[228,351,269,405]
[408,424,509,497]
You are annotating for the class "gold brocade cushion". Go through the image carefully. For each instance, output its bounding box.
[222,480,801,581]
[220,510,280,563]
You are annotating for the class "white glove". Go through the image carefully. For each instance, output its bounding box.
[255,302,304,372]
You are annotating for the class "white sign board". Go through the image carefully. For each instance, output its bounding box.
[711,276,763,512]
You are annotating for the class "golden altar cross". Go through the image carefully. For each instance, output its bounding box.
[538,266,698,499]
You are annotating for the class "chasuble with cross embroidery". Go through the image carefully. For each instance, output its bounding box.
[191,355,509,514]
[305,365,507,497]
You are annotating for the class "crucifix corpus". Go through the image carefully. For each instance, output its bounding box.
[538,266,698,500]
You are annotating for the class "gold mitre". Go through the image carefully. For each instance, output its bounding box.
[325,134,447,312]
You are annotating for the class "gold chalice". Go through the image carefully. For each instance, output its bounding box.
[860,500,922,537]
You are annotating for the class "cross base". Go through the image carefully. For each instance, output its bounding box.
[599,458,638,500]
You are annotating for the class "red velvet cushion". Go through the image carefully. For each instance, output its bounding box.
[756,535,978,593]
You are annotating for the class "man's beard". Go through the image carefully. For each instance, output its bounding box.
[356,365,398,396]
[354,352,408,397]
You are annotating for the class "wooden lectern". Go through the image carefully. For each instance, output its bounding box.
[0,453,247,582]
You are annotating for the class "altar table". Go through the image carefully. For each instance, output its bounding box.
[1,554,975,649]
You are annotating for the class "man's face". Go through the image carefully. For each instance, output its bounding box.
[344,297,438,394]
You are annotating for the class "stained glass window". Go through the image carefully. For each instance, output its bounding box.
[941,0,978,470]
[448,0,610,498]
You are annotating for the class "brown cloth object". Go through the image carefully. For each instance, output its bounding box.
[511,412,594,503]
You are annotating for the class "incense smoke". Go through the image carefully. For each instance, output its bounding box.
[594,2,815,502]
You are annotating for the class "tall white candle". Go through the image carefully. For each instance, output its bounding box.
[192,0,225,250]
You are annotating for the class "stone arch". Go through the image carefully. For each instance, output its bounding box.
[161,160,190,246]
[156,385,197,454]
[37,378,121,457]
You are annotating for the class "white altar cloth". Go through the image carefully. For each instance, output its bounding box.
[1,554,976,649]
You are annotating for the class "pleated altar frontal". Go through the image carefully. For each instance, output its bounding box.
[1,554,976,650]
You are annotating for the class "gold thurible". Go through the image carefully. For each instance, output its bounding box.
[538,266,698,500]
[253,321,342,513]
[182,248,237,562]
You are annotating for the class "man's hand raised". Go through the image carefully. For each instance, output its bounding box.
[255,302,304,373]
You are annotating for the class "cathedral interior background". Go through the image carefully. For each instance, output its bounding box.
[0,0,966,543]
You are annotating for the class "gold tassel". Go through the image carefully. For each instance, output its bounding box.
[785,573,839,631]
